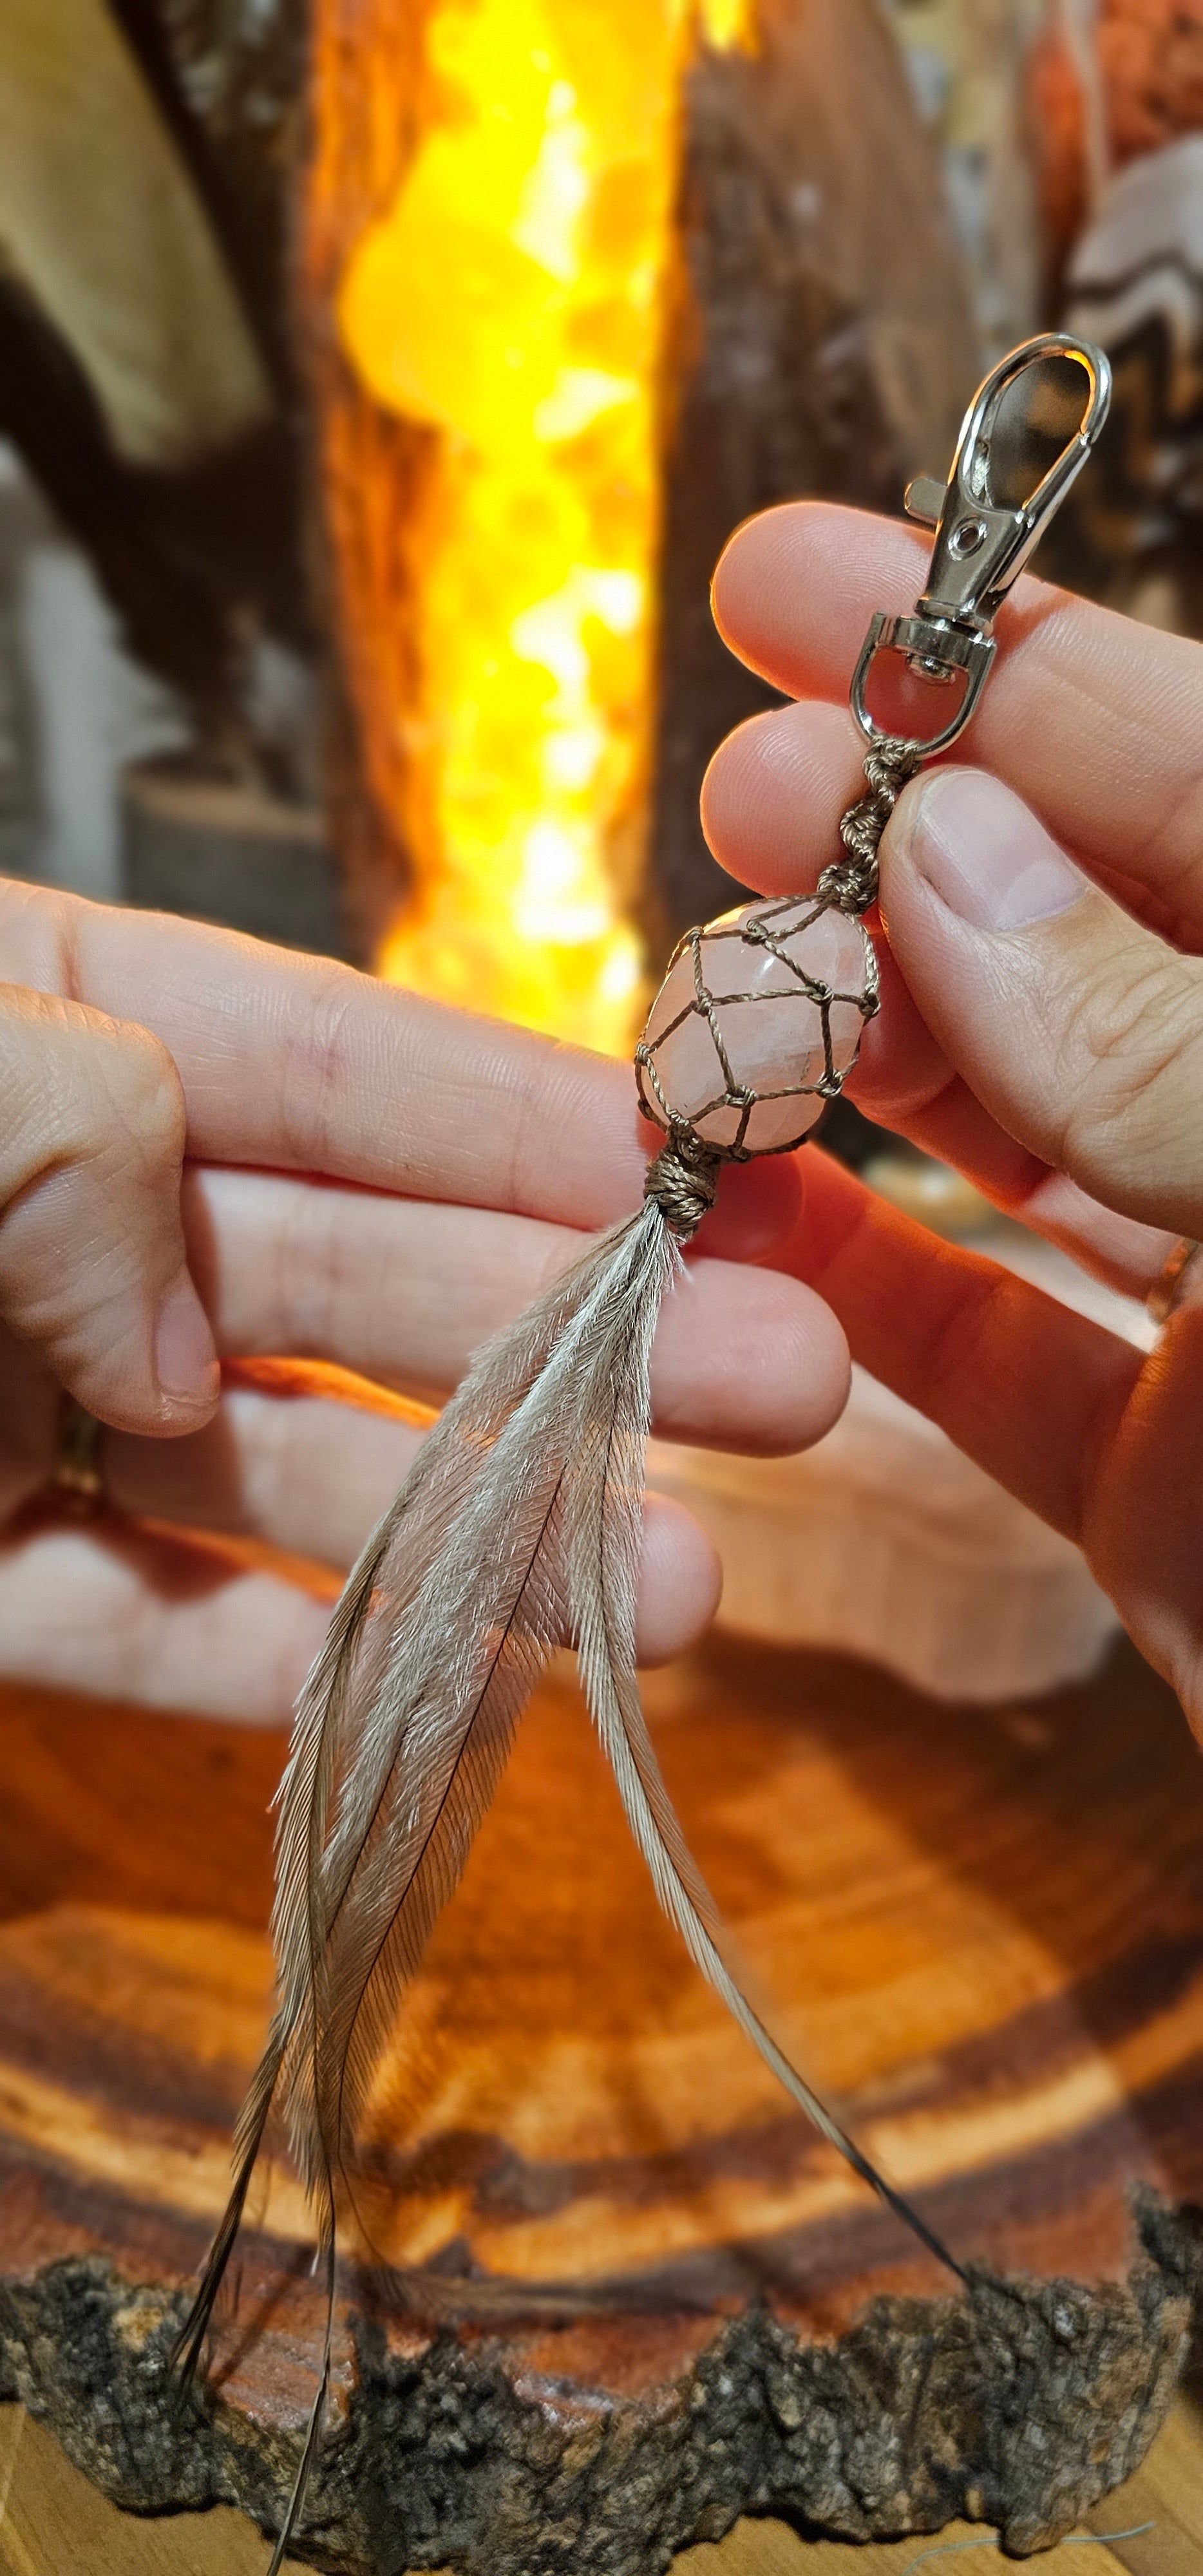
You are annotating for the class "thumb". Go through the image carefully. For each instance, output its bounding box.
[878,767,1203,1240]
[0,984,218,1435]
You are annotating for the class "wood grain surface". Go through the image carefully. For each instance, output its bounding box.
[1,1633,1202,2568]
[299,0,433,958]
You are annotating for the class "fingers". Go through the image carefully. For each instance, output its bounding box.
[710,502,1203,947]
[701,701,1186,1292]
[1087,1306,1203,1719]
[0,985,218,1435]
[635,1495,722,1664]
[0,1517,334,1724]
[104,1365,431,1571]
[701,698,867,896]
[133,1367,715,1667]
[880,768,1203,1240]
[784,1148,1140,1546]
[180,1166,853,1457]
[125,1375,723,1658]
[0,879,799,1260]
[782,1148,1203,1717]
[1,1390,721,1718]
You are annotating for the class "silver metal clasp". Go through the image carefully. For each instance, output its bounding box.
[851,332,1112,757]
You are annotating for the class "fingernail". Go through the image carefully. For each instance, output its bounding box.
[907,768,1086,931]
[155,1273,218,1406]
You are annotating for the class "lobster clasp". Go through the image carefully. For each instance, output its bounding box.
[851,332,1112,758]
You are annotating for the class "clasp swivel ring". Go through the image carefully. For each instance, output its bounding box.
[851,332,1112,759]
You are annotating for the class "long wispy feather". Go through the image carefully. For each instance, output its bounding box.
[178,1171,963,2573]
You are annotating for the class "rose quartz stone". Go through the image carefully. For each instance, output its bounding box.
[639,896,873,1154]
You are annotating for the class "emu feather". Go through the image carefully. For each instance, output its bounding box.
[178,1180,960,2573]
[175,328,1116,2571]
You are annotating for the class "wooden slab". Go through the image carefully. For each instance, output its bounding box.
[0,1636,1201,2571]
[3,2382,1198,2575]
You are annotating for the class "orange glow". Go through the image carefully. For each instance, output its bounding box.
[340,0,753,1052]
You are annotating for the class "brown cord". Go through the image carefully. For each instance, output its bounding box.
[637,734,925,1200]
[644,1130,723,1240]
[818,737,924,914]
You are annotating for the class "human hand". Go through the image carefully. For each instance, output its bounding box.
[704,501,1203,1730]
[0,878,848,1723]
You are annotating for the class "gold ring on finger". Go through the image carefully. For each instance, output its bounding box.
[52,1396,106,1515]
[1148,1236,1203,1328]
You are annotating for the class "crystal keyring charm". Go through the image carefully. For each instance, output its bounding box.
[639,331,1111,1174]
[179,336,1116,2568]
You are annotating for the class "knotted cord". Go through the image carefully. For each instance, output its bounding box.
[819,735,925,913]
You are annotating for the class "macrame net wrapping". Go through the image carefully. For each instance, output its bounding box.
[635,892,879,1161]
[635,737,920,1172]
[820,738,924,914]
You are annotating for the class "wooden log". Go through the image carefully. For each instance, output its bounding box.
[649,0,978,939]
[297,0,435,962]
[1,2384,1198,2574]
[1,1634,1202,2570]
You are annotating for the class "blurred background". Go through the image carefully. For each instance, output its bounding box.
[2,0,1198,1695]
[6,0,1202,965]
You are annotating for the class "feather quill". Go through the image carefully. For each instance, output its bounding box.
[178,1169,962,2573]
